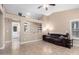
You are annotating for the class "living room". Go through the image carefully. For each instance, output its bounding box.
[0,4,79,55]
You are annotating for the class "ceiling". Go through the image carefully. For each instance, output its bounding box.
[3,4,79,19]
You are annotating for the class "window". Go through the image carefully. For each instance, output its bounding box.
[72,21,79,37]
[13,26,17,32]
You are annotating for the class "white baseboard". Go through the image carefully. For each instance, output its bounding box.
[21,39,42,45]
[0,44,5,49]
[0,39,42,49]
[5,41,11,44]
[0,41,11,49]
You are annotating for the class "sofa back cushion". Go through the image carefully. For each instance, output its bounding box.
[50,33,64,36]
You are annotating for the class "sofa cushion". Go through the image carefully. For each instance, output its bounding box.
[59,35,65,39]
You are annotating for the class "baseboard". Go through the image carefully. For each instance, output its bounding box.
[73,39,79,47]
[0,41,11,49]
[21,39,42,45]
[5,41,11,44]
[0,44,5,49]
[73,43,79,47]
[0,39,42,49]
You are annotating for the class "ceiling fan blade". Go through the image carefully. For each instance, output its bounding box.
[38,6,43,9]
[49,4,56,6]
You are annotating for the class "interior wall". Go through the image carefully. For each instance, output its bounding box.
[5,17,20,43]
[20,18,31,42]
[5,18,12,42]
[0,12,3,47]
[5,13,42,44]
[42,8,79,34]
[20,18,42,43]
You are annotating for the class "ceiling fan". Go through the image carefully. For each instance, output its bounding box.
[38,4,56,11]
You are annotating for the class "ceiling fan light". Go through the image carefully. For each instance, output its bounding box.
[43,4,49,9]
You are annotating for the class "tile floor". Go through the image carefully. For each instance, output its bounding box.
[0,40,79,55]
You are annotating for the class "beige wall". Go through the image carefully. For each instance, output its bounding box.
[5,13,42,44]
[42,8,79,34]
[0,13,3,47]
[0,6,4,48]
[20,17,42,43]
[5,17,20,43]
[5,18,12,42]
[0,4,6,49]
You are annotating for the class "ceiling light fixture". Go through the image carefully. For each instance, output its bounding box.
[38,4,56,11]
[26,12,31,16]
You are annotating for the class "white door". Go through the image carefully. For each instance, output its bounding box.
[12,22,20,49]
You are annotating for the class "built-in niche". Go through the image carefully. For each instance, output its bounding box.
[24,23,28,32]
[24,22,42,33]
[38,24,42,32]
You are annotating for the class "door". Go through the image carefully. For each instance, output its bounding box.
[12,22,20,49]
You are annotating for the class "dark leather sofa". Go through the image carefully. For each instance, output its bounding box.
[43,33,73,48]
